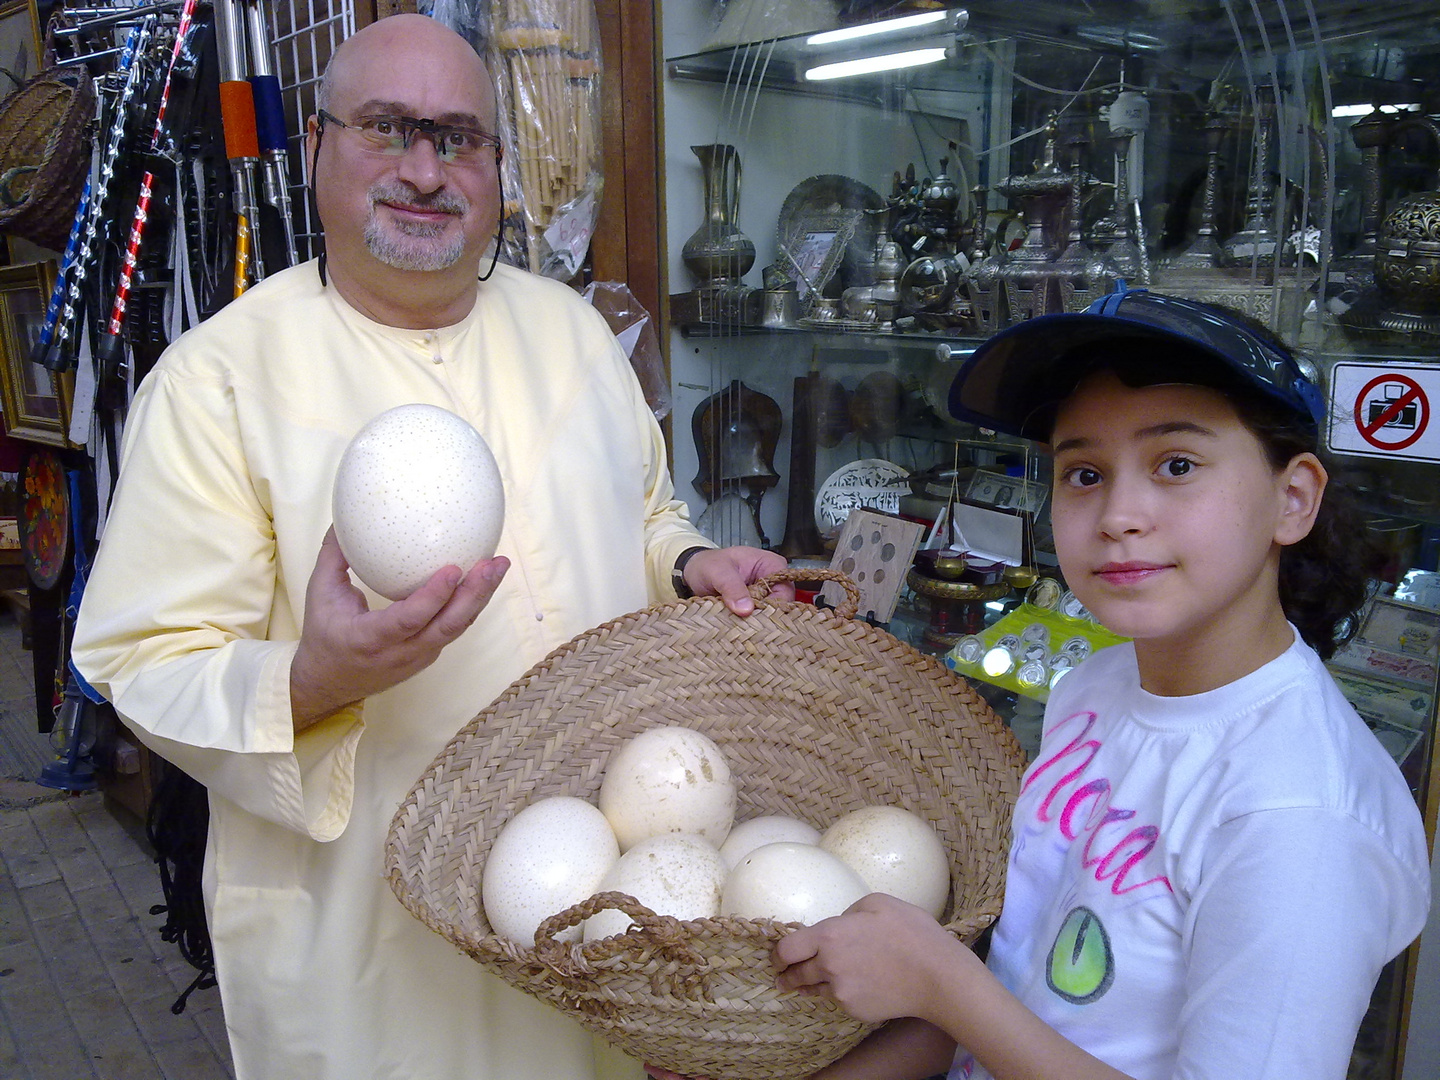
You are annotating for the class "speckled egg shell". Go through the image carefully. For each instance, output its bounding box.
[718,815,821,871]
[332,403,505,601]
[721,842,868,925]
[481,796,620,946]
[598,726,737,851]
[820,805,951,918]
[583,833,726,942]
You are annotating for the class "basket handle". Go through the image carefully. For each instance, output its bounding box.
[749,566,860,620]
[531,890,706,976]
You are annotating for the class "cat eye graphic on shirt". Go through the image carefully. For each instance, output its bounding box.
[1047,906,1115,1004]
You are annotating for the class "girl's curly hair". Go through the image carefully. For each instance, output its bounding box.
[1232,396,1383,659]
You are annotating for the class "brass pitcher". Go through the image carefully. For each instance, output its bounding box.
[681,144,757,288]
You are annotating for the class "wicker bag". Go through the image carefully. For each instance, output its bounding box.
[0,66,94,253]
[386,569,1027,1080]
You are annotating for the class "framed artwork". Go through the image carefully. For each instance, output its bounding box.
[786,229,838,297]
[778,210,860,299]
[0,0,41,92]
[0,261,70,447]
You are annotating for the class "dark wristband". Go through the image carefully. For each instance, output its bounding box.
[672,545,709,599]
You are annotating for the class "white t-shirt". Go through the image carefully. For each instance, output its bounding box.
[951,633,1430,1080]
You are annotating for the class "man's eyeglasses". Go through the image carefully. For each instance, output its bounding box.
[317,110,503,165]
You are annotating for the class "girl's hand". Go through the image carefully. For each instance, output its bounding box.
[773,893,967,1025]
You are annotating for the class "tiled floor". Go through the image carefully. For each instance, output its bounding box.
[0,608,235,1080]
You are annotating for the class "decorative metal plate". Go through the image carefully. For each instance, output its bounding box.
[814,458,910,532]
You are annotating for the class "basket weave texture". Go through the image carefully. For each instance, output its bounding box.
[0,67,94,253]
[386,569,1027,1080]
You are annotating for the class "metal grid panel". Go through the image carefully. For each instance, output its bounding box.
[261,0,356,260]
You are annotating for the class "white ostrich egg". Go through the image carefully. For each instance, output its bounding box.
[598,726,737,851]
[820,805,951,919]
[718,815,821,870]
[721,842,868,925]
[332,403,505,601]
[481,796,619,946]
[583,833,726,941]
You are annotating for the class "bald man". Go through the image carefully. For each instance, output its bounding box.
[73,14,785,1079]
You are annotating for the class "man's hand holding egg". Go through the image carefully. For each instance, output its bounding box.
[290,529,508,728]
[290,405,509,729]
[331,404,505,602]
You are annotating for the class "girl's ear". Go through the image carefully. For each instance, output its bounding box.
[1275,452,1327,547]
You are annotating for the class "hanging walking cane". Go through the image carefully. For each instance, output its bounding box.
[244,0,299,269]
[36,19,153,373]
[93,0,201,410]
[29,176,89,368]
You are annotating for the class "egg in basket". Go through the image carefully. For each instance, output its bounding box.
[385,569,1027,1080]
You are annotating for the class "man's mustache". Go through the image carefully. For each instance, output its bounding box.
[368,182,469,216]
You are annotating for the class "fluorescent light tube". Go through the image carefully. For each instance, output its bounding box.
[807,10,948,46]
[804,47,948,81]
[1331,102,1418,117]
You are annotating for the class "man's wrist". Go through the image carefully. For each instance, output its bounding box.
[671,545,709,599]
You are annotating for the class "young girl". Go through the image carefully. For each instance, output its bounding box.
[768,289,1431,1080]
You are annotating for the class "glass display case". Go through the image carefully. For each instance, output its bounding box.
[654,1,1440,1075]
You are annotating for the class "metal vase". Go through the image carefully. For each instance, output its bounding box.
[681,144,756,288]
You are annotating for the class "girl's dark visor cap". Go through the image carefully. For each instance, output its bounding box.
[945,290,1326,442]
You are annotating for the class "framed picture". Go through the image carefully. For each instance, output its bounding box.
[778,210,861,300]
[0,0,40,87]
[787,230,838,298]
[0,261,70,447]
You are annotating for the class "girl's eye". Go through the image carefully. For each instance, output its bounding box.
[1061,466,1102,488]
[1162,456,1195,478]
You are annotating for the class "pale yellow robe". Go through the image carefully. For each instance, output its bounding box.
[72,260,705,1080]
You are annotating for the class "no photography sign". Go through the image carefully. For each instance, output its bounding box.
[1328,362,1440,463]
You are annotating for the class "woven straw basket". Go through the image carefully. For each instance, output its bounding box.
[0,67,93,253]
[386,569,1027,1080]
